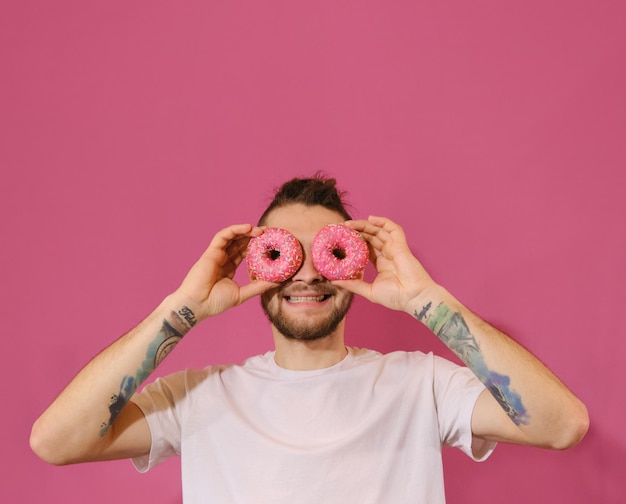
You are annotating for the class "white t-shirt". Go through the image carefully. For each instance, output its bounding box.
[131,347,495,503]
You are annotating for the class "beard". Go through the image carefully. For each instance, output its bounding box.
[261,286,353,341]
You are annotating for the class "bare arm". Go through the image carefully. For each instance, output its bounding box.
[30,224,275,465]
[30,296,194,465]
[341,216,589,449]
[412,286,588,449]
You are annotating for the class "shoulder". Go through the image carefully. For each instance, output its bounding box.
[346,347,442,380]
[349,347,435,366]
[137,360,247,397]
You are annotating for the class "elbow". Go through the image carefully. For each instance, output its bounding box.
[30,418,74,466]
[550,402,590,450]
[30,420,55,465]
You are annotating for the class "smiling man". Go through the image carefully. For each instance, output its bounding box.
[31,174,589,503]
[259,204,355,370]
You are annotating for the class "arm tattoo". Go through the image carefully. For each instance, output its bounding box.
[415,301,432,322]
[99,307,195,436]
[178,306,197,327]
[414,302,530,426]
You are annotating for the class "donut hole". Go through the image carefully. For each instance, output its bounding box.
[268,249,281,261]
[332,247,346,260]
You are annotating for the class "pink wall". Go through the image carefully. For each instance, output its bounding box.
[2,1,624,502]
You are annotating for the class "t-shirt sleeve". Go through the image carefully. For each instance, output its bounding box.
[432,355,496,461]
[129,370,187,472]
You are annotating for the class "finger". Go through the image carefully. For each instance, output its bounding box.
[346,218,389,241]
[207,224,265,251]
[368,215,408,240]
[367,217,410,252]
[203,224,264,265]
[355,227,394,257]
[331,278,373,301]
[238,280,279,303]
[344,220,386,251]
[358,231,385,252]
[227,238,252,265]
[343,219,370,231]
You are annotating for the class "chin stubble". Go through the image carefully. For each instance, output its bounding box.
[260,288,353,341]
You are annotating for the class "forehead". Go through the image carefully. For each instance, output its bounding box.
[263,204,346,238]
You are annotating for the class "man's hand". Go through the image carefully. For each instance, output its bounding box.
[337,216,436,314]
[342,215,588,450]
[175,224,278,322]
[31,222,281,466]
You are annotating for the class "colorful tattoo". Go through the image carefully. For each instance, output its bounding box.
[415,302,530,425]
[99,308,195,436]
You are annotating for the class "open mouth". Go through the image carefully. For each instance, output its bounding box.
[284,295,331,303]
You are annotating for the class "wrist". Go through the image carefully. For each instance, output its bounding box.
[161,292,203,333]
[405,283,458,323]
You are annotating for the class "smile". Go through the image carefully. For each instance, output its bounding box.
[285,295,331,303]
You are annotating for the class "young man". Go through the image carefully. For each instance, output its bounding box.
[31,175,588,503]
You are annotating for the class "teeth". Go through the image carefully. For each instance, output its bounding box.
[286,296,326,303]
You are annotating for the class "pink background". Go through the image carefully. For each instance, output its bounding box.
[2,1,624,502]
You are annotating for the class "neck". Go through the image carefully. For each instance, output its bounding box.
[272,327,348,371]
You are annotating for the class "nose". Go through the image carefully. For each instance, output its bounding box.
[291,249,324,284]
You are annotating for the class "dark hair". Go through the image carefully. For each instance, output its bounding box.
[258,172,353,225]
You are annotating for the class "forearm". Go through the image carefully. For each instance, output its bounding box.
[408,284,588,448]
[30,292,196,464]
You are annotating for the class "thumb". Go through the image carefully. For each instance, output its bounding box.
[332,278,373,302]
[238,280,279,304]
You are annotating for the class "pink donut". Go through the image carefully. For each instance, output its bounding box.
[311,224,369,280]
[246,228,303,282]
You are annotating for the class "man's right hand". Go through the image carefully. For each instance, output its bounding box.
[175,223,279,322]
[30,223,277,466]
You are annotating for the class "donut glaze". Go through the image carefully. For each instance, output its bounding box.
[311,224,369,280]
[246,228,303,282]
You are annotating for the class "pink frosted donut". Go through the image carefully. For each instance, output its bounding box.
[311,224,369,280]
[246,228,303,282]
